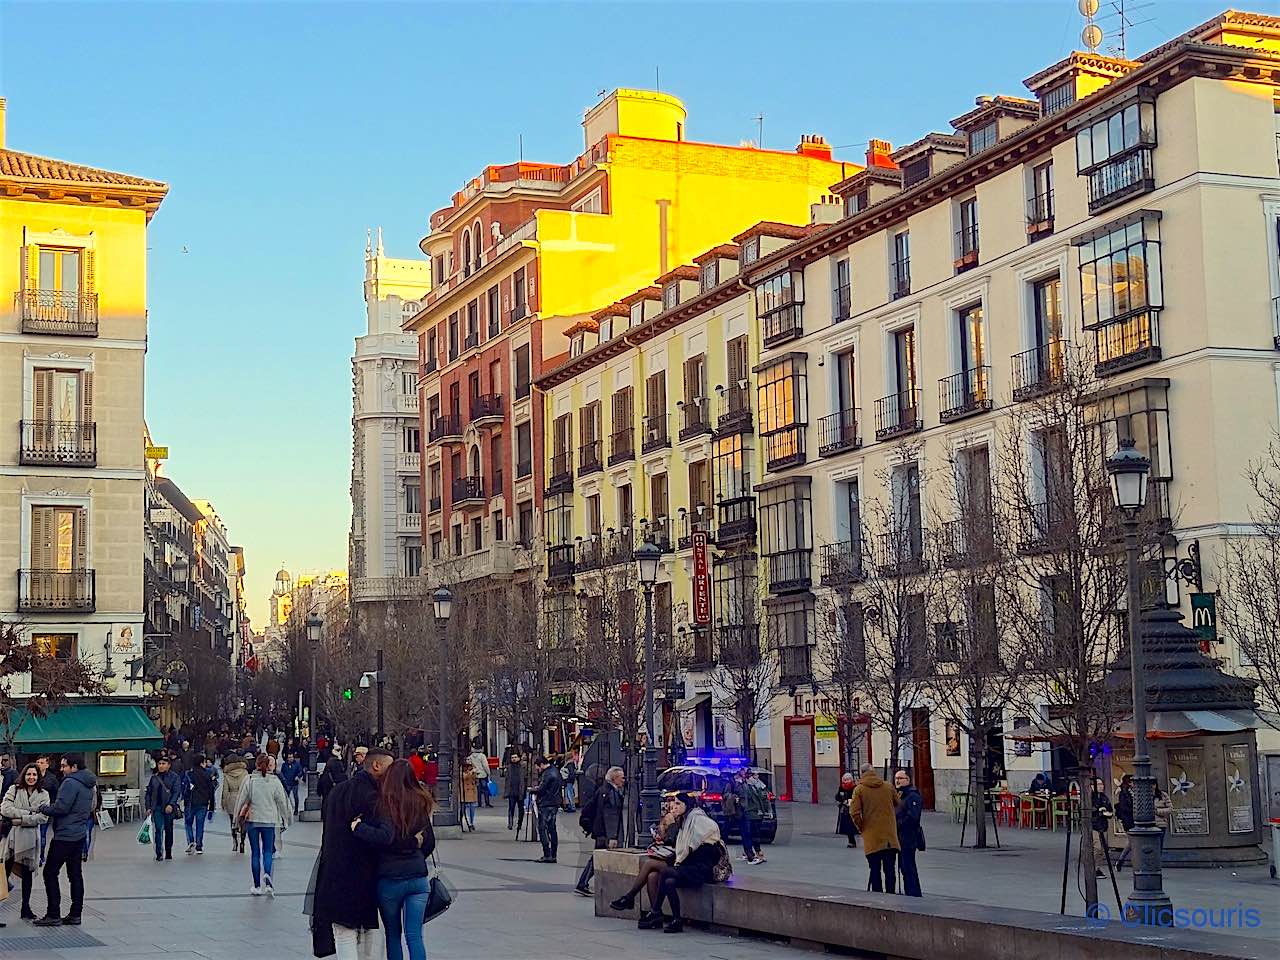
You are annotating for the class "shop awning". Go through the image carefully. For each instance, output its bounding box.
[676,693,711,713]
[3,704,163,753]
[1113,709,1269,740]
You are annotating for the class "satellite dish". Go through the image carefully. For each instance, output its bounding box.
[1078,0,1099,16]
[1082,23,1104,51]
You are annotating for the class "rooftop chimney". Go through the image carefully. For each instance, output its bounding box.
[795,134,833,161]
[866,139,897,170]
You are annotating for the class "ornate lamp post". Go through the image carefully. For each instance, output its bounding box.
[1107,438,1172,925]
[432,586,455,827]
[635,540,662,839]
[302,612,323,820]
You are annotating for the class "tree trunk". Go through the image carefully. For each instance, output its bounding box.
[970,731,988,849]
[1078,764,1100,912]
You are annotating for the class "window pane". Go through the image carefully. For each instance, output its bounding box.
[1145,242,1162,308]
[1127,243,1147,310]
[1095,253,1113,323]
[1076,129,1092,169]
[1111,248,1129,315]
[1123,104,1139,149]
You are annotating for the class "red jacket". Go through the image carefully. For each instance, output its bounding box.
[408,753,429,783]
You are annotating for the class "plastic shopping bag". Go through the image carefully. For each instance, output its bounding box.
[136,819,151,845]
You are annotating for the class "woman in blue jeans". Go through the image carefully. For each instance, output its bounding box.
[353,759,437,960]
[234,754,292,896]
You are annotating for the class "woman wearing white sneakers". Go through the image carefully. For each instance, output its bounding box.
[234,754,292,897]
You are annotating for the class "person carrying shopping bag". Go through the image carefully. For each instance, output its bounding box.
[234,754,292,896]
[1,763,50,920]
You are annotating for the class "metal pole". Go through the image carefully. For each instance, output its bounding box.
[300,643,322,820]
[1122,519,1173,925]
[376,647,385,743]
[434,613,455,827]
[640,582,660,839]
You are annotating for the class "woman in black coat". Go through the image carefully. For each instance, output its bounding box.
[834,772,858,847]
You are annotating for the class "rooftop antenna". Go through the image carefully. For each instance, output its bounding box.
[1079,0,1103,52]
[1100,0,1154,59]
[518,133,523,162]
[753,113,764,149]
[655,65,660,92]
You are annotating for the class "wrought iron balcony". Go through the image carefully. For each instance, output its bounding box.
[817,408,860,458]
[603,530,635,567]
[834,284,852,323]
[517,457,532,479]
[639,518,673,553]
[510,301,528,324]
[763,424,806,472]
[1011,341,1068,401]
[677,510,714,550]
[1026,191,1054,240]
[17,289,98,336]
[428,414,464,444]
[761,305,804,349]
[642,414,669,454]
[19,421,96,466]
[938,366,991,423]
[515,380,531,401]
[18,569,96,612]
[716,383,753,435]
[547,544,576,581]
[940,516,996,567]
[891,260,911,300]
[715,496,756,547]
[470,394,503,425]
[1086,147,1154,214]
[718,623,762,670]
[954,224,979,272]
[424,355,438,374]
[767,548,812,594]
[609,427,635,465]
[547,452,573,494]
[1094,311,1161,375]
[679,398,711,441]
[875,531,926,577]
[820,540,866,586]
[1017,500,1072,554]
[576,538,604,572]
[429,495,442,513]
[451,476,484,505]
[578,439,602,475]
[874,389,922,440]
[464,330,479,351]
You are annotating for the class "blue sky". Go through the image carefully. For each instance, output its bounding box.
[0,0,1251,621]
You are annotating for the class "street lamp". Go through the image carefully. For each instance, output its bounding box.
[1106,438,1172,925]
[635,540,662,839]
[432,586,455,827]
[302,611,324,821]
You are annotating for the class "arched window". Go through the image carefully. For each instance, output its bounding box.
[469,445,481,477]
[472,222,483,272]
[462,232,472,278]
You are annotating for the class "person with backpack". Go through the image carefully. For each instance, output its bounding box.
[574,766,624,896]
[740,770,769,864]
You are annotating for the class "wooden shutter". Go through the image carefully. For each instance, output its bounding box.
[33,370,52,448]
[74,508,88,570]
[21,244,38,291]
[80,371,94,425]
[727,336,747,385]
[30,506,54,569]
[82,248,95,294]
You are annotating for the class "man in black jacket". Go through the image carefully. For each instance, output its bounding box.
[316,746,350,816]
[529,756,562,864]
[35,755,60,865]
[575,765,625,895]
[35,754,94,926]
[893,769,925,897]
[185,756,216,854]
[310,746,392,957]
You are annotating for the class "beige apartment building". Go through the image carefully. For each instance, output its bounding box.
[0,98,168,769]
[731,12,1280,803]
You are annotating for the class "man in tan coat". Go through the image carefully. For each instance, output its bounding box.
[849,764,901,893]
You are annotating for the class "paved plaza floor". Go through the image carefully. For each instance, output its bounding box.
[0,791,1273,958]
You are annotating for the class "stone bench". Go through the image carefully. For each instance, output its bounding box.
[591,850,1267,960]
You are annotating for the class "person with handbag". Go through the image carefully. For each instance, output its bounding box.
[465,743,492,808]
[503,752,525,833]
[1,762,50,920]
[642,792,728,933]
[574,765,624,896]
[144,754,182,862]
[234,753,291,896]
[220,754,249,853]
[893,769,925,897]
[351,759,437,960]
[459,765,479,833]
[835,772,859,848]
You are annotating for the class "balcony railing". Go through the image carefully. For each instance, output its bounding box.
[428,414,464,444]
[517,457,532,479]
[509,301,528,325]
[954,224,979,272]
[761,304,804,349]
[451,476,485,504]
[547,452,573,494]
[874,389,922,440]
[429,495,442,513]
[1086,147,1154,214]
[515,379,531,401]
[763,424,806,471]
[470,393,503,423]
[715,496,756,547]
[351,576,431,603]
[677,511,714,550]
[767,548,812,594]
[891,259,911,300]
[18,569,96,612]
[716,383,753,435]
[488,317,500,339]
[398,394,420,413]
[1026,190,1055,239]
[1017,499,1072,554]
[397,512,422,533]
[547,543,576,581]
[940,516,996,567]
[19,421,96,466]
[604,530,635,567]
[424,355,438,374]
[640,518,673,553]
[396,451,421,472]
[1011,341,1068,401]
[679,398,711,441]
[820,540,866,586]
[938,365,991,423]
[609,427,635,465]
[1095,311,1161,375]
[875,531,926,577]
[642,413,669,453]
[17,289,99,336]
[578,439,602,475]
[834,284,852,322]
[817,409,860,457]
[463,330,479,351]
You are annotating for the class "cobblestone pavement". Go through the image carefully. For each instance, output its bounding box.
[1,791,1273,958]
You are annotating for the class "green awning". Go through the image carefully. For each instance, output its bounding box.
[3,704,163,753]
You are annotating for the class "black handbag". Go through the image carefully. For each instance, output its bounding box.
[423,853,453,924]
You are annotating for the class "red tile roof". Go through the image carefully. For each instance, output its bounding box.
[655,264,699,285]
[0,147,166,189]
[693,243,740,264]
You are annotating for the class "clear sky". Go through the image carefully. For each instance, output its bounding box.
[0,0,1253,623]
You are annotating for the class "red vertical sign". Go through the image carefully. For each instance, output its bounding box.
[692,531,711,625]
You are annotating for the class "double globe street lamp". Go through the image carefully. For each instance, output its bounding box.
[634,540,662,839]
[1106,437,1173,926]
[431,586,456,827]
[302,611,324,820]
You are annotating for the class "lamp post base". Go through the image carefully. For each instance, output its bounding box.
[639,744,661,842]
[299,768,322,822]
[1123,825,1173,926]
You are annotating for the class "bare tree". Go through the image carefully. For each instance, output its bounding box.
[2,620,103,749]
[996,345,1161,909]
[708,565,775,762]
[1217,440,1280,716]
